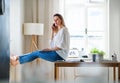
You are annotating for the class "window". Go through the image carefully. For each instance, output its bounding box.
[89,0,105,3]
[60,0,108,58]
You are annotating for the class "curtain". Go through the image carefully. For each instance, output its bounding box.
[21,0,61,82]
[10,0,62,82]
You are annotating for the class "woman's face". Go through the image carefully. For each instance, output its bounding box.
[53,16,62,26]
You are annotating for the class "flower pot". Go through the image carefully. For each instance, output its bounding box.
[92,54,103,62]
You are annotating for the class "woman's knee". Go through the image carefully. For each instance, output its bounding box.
[30,50,40,57]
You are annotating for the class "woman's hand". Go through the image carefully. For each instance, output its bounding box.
[42,48,52,51]
[52,23,58,33]
[42,47,61,51]
[51,24,58,40]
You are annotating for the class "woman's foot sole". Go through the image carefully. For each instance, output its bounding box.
[10,56,18,66]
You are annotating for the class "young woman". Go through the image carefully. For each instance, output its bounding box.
[10,13,70,66]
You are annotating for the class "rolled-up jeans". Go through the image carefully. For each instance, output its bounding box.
[19,50,64,64]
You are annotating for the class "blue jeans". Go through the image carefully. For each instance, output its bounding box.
[19,50,64,64]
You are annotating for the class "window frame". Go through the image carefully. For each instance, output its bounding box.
[59,0,109,58]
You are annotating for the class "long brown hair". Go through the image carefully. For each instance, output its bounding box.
[53,13,66,27]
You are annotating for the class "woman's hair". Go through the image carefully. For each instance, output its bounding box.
[53,13,66,27]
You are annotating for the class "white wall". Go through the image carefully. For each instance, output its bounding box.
[10,0,25,55]
[109,0,120,61]
[10,0,25,82]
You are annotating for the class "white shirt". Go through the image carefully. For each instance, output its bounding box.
[50,27,70,60]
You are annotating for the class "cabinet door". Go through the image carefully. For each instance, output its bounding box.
[58,67,109,83]
[0,0,10,82]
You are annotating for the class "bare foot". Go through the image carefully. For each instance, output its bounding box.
[10,56,19,66]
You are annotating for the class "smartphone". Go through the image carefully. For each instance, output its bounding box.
[53,23,56,27]
[52,23,57,29]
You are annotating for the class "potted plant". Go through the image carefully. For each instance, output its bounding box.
[90,48,105,62]
[90,48,99,55]
[98,50,105,56]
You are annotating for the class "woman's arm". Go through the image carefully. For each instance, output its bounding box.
[51,24,58,40]
[42,47,61,51]
[51,30,54,40]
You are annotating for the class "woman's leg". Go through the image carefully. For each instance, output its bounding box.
[10,51,40,66]
[19,51,41,64]
[36,51,64,62]
[19,50,64,64]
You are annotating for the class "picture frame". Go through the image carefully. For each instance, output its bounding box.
[0,0,5,15]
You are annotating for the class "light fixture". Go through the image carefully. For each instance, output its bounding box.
[23,23,44,51]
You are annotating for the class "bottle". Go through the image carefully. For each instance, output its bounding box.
[79,48,88,58]
[112,52,117,62]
